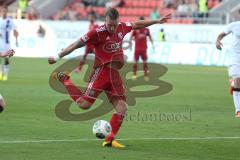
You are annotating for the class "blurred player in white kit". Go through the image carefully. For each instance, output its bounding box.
[0,6,18,81]
[216,9,240,118]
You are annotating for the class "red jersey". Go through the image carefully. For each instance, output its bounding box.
[80,22,132,69]
[131,28,150,50]
[86,22,98,53]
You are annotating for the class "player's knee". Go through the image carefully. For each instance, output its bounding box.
[77,98,92,110]
[115,100,128,115]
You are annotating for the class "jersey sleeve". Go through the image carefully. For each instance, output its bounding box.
[224,22,234,34]
[121,22,133,35]
[80,30,99,45]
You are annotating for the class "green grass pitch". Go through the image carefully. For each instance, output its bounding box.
[0,57,239,160]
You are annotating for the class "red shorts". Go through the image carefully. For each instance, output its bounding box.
[134,50,147,62]
[82,65,126,104]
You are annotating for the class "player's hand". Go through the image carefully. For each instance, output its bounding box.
[48,57,57,64]
[216,41,223,50]
[157,14,172,24]
[2,49,15,58]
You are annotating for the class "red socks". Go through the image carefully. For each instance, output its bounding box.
[62,79,83,102]
[133,63,137,76]
[106,113,124,142]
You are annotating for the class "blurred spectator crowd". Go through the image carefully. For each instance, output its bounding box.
[1,0,223,24]
[52,0,222,23]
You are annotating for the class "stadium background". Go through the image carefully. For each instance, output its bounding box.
[0,0,240,160]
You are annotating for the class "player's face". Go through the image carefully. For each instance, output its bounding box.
[105,17,119,35]
[1,8,7,17]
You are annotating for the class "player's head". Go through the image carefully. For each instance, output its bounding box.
[1,6,8,18]
[105,7,119,34]
[139,16,144,20]
[160,28,164,32]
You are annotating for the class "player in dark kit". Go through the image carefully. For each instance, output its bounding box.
[48,8,171,148]
[130,17,154,81]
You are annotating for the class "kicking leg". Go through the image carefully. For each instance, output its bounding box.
[55,72,92,110]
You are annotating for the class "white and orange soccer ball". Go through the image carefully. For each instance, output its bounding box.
[92,120,112,139]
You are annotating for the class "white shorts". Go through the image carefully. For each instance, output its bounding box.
[228,65,240,77]
[0,43,11,52]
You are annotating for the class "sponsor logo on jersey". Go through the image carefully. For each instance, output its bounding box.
[103,41,121,53]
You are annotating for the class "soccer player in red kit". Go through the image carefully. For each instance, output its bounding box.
[76,15,99,72]
[131,17,154,81]
[48,8,171,148]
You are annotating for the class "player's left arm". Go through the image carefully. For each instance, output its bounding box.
[132,14,171,30]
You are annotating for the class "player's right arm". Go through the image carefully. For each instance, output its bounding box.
[48,40,85,64]
[48,29,99,64]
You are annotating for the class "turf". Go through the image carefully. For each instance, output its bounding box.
[0,57,239,160]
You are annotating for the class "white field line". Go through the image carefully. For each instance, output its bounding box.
[0,137,240,144]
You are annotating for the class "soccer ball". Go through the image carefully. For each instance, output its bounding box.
[92,120,112,139]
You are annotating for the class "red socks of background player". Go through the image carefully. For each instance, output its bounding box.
[133,63,149,76]
[143,62,148,76]
[133,63,137,76]
[106,113,124,142]
[61,79,83,102]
